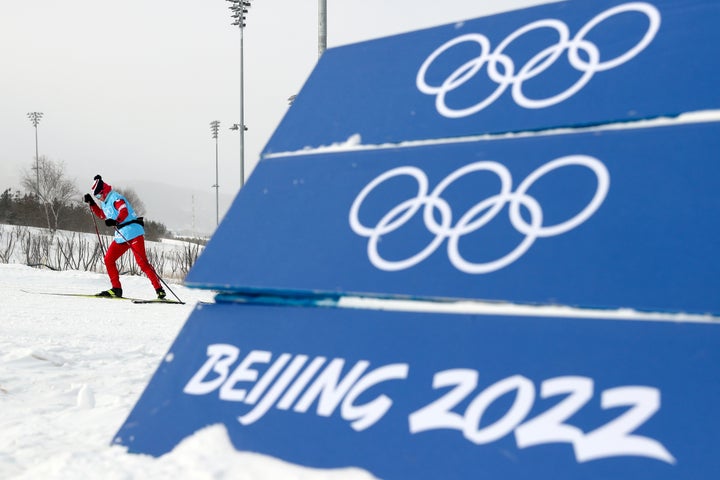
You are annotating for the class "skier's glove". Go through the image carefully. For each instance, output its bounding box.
[105,219,117,227]
[83,193,93,204]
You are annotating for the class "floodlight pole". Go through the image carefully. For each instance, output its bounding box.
[239,21,245,188]
[27,112,43,197]
[289,0,326,108]
[226,0,253,190]
[210,120,221,226]
[318,0,327,57]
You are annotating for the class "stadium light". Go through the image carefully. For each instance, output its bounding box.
[210,120,221,226]
[226,0,254,189]
[27,111,43,197]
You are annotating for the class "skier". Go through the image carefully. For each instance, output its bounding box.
[83,175,166,299]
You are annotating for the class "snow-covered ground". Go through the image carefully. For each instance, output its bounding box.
[0,263,376,480]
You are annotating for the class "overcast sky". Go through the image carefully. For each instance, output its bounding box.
[1,0,553,198]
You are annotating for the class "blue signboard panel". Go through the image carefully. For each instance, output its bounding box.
[187,121,720,314]
[114,302,720,479]
[263,0,720,154]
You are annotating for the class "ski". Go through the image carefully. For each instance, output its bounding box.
[21,290,184,304]
[22,290,133,300]
[132,298,185,305]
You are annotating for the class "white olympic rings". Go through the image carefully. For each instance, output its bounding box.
[416,2,661,117]
[349,156,610,274]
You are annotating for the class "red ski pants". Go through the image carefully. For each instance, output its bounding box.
[104,236,161,290]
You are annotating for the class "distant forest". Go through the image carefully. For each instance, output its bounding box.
[0,188,170,242]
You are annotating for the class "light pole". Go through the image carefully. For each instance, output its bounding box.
[288,1,326,107]
[27,112,43,197]
[318,0,327,57]
[210,120,221,226]
[226,0,253,190]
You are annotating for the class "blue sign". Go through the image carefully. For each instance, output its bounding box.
[187,121,720,315]
[114,302,720,479]
[263,0,720,155]
[120,2,720,477]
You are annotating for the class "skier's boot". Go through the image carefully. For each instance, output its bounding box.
[97,287,123,298]
[156,288,167,300]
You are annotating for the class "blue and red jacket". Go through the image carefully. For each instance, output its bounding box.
[90,187,144,244]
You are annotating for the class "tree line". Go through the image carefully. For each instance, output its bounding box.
[1,156,169,241]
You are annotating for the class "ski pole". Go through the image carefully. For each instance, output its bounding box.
[90,211,107,257]
[113,225,184,303]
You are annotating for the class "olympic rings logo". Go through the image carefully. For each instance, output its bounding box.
[349,156,610,274]
[416,2,661,117]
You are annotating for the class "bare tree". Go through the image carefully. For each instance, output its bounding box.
[21,156,79,231]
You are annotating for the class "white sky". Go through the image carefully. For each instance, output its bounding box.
[0,0,552,197]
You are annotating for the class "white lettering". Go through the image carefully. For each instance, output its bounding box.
[408,370,675,464]
[219,350,272,402]
[277,357,327,410]
[183,344,239,395]
[294,359,369,416]
[342,363,409,431]
[239,355,309,425]
[184,346,409,431]
[245,353,292,404]
[183,345,674,464]
[409,369,478,433]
